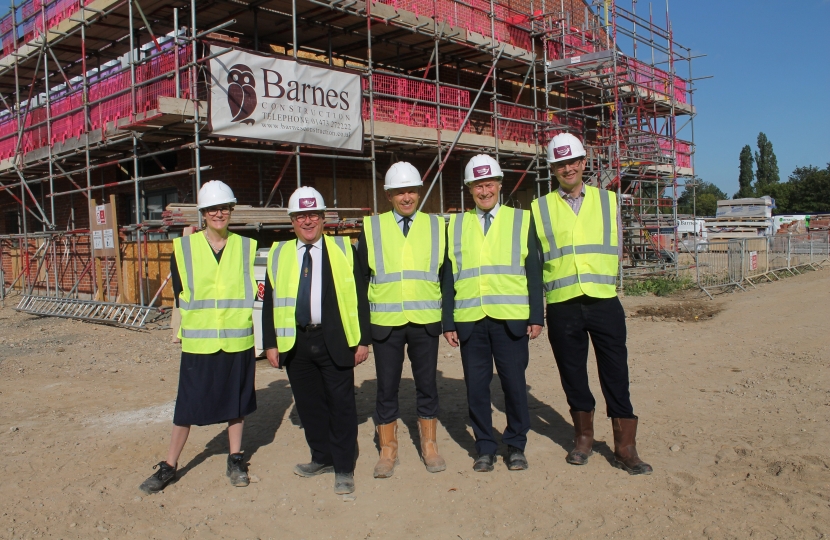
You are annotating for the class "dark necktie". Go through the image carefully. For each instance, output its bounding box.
[401,216,411,237]
[483,212,492,235]
[295,244,313,327]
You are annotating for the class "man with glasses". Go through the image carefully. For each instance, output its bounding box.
[356,161,447,478]
[533,133,652,475]
[262,186,370,494]
[441,154,544,472]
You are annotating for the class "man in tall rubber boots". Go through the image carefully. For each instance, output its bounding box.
[533,133,652,475]
[441,154,544,472]
[262,187,371,495]
[356,162,447,478]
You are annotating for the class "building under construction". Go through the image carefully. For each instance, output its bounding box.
[0,0,697,319]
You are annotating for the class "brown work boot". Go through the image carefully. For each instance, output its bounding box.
[373,421,399,478]
[566,409,594,465]
[611,417,654,475]
[418,417,447,473]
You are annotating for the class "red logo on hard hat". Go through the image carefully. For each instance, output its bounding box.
[554,146,573,158]
[473,165,491,178]
[299,198,317,208]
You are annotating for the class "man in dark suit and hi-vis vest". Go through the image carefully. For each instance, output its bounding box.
[533,133,652,475]
[441,154,544,473]
[263,187,371,494]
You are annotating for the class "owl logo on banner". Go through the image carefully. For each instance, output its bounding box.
[227,64,257,125]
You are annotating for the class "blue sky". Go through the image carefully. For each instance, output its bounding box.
[667,1,830,196]
[1,1,827,197]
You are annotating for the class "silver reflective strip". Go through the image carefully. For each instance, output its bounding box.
[455,298,481,309]
[217,299,250,309]
[402,270,439,282]
[536,195,558,258]
[451,213,465,282]
[599,189,611,247]
[178,298,215,310]
[220,328,254,338]
[480,265,526,276]
[276,327,295,337]
[181,235,196,301]
[371,272,401,285]
[241,237,254,307]
[274,297,296,308]
[333,236,349,256]
[369,215,386,275]
[456,267,479,281]
[544,244,618,262]
[370,302,403,313]
[482,294,528,305]
[270,241,289,308]
[429,214,439,275]
[544,273,617,292]
[403,300,441,310]
[510,208,523,268]
[181,329,217,338]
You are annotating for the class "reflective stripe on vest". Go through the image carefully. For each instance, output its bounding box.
[448,206,530,322]
[268,236,361,353]
[174,232,256,354]
[365,211,444,325]
[532,185,618,303]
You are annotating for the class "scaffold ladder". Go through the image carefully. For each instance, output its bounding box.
[14,295,161,329]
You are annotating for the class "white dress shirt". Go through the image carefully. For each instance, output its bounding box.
[392,210,416,233]
[476,202,500,233]
[297,238,323,325]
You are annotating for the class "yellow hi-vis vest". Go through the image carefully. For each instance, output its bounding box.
[532,185,619,303]
[448,206,530,322]
[364,211,444,326]
[173,231,257,354]
[267,236,360,353]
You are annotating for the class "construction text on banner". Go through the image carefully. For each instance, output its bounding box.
[208,48,363,152]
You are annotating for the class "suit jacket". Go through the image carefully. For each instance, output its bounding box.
[356,229,443,341]
[441,212,545,343]
[262,240,371,368]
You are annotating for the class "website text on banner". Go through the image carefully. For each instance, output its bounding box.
[208,48,364,152]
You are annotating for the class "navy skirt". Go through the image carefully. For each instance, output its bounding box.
[173,347,257,426]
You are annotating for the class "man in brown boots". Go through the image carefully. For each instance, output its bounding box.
[532,134,652,475]
[356,162,447,478]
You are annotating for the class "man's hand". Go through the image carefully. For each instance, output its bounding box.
[527,324,543,340]
[354,345,369,366]
[443,331,459,348]
[266,348,280,368]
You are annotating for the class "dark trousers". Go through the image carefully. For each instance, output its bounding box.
[546,295,634,418]
[372,324,439,425]
[284,327,357,474]
[459,317,530,456]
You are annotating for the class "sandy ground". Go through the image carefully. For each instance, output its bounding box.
[1,269,829,540]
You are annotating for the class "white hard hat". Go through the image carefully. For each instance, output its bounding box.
[464,154,503,184]
[288,186,326,214]
[384,162,423,190]
[197,180,237,210]
[546,133,587,163]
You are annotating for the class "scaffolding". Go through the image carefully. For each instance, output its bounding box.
[0,0,696,307]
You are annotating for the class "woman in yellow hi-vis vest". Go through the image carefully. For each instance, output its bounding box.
[140,181,258,494]
[534,134,652,475]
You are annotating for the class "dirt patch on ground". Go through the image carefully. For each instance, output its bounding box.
[1,268,829,539]
[631,300,723,322]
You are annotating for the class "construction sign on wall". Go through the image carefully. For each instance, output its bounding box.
[208,47,363,152]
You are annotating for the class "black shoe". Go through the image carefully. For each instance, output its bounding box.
[227,453,250,487]
[334,472,355,494]
[505,445,528,471]
[294,462,335,477]
[139,461,177,494]
[473,454,496,472]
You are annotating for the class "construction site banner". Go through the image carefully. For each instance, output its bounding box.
[208,48,363,152]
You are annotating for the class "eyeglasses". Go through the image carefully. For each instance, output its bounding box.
[470,181,499,192]
[551,157,585,170]
[205,206,233,216]
[292,212,323,223]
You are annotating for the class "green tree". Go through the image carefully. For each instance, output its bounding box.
[678,181,727,216]
[784,164,830,213]
[735,144,754,198]
[754,132,780,193]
